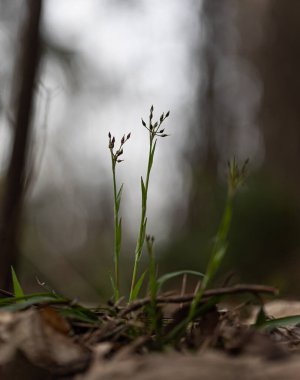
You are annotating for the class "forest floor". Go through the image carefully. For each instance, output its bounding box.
[1,292,300,380]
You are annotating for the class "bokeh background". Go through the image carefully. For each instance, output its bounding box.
[1,0,300,302]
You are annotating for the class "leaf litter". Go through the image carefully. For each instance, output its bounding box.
[1,284,300,379]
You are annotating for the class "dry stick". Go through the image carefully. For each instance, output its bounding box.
[0,289,14,298]
[119,284,278,317]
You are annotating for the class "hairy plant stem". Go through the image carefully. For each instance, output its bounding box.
[129,134,155,301]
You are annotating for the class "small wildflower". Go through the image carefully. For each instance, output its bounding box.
[108,133,131,166]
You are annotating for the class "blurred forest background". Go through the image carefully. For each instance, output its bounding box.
[0,0,300,302]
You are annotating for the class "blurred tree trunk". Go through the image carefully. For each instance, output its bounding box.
[185,0,231,232]
[0,0,42,290]
[256,1,300,195]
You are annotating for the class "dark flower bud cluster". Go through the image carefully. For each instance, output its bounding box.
[146,234,155,244]
[141,106,170,139]
[108,132,131,165]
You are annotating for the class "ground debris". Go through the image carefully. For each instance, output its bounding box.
[1,291,300,379]
[0,307,91,378]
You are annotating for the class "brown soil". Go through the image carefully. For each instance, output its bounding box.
[1,298,300,379]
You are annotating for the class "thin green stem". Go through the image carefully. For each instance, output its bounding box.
[188,158,248,321]
[188,194,233,320]
[129,107,169,302]
[108,132,130,302]
[110,152,120,302]
[129,135,154,301]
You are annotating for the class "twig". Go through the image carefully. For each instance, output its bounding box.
[0,288,14,297]
[119,284,278,317]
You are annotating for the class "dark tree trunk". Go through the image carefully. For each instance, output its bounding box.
[0,0,42,290]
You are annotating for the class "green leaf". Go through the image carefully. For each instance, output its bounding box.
[205,244,227,285]
[116,184,124,213]
[141,219,147,246]
[157,270,205,291]
[141,177,146,205]
[149,140,157,171]
[11,267,24,298]
[258,315,300,330]
[109,273,116,295]
[59,305,100,324]
[116,217,122,256]
[0,293,67,311]
[131,270,147,300]
[254,305,268,327]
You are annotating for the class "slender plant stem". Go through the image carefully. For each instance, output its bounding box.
[108,132,130,303]
[188,158,248,321]
[111,155,120,302]
[188,194,232,320]
[129,135,154,301]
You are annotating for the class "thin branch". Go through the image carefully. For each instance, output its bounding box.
[119,284,278,317]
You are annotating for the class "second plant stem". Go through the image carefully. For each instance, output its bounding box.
[129,134,155,301]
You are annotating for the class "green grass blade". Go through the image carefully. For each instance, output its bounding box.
[141,177,146,205]
[116,217,122,256]
[116,184,124,213]
[157,270,205,292]
[131,270,147,300]
[11,267,24,298]
[59,305,100,324]
[0,294,67,311]
[149,139,157,171]
[257,315,300,330]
